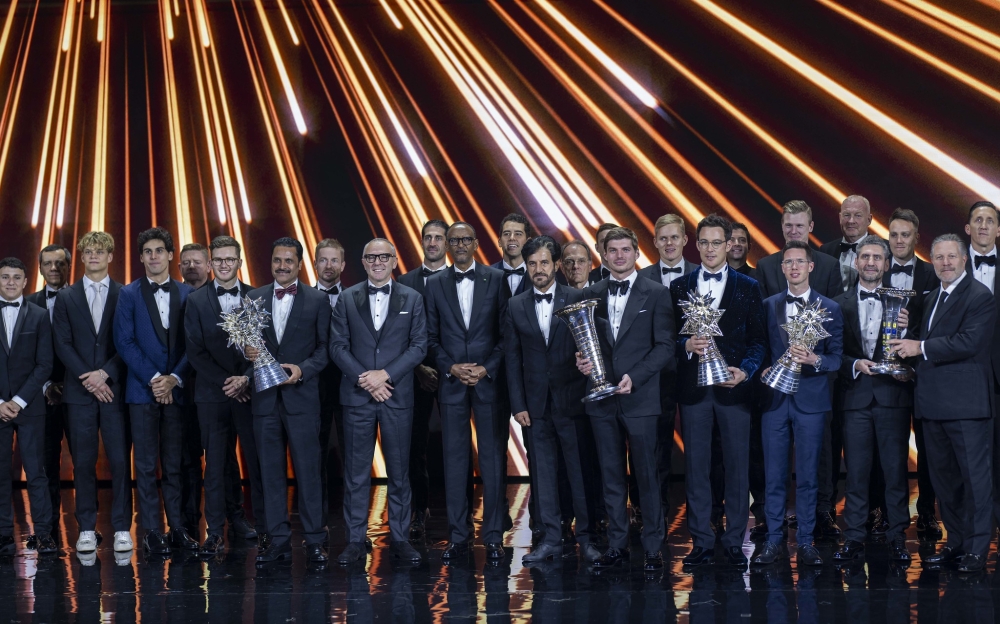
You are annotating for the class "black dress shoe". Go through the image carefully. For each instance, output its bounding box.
[441,542,470,561]
[581,543,603,563]
[257,532,272,552]
[485,542,505,560]
[725,547,748,566]
[682,546,714,566]
[337,542,366,564]
[390,540,422,563]
[924,546,964,565]
[833,540,865,561]
[817,512,842,539]
[916,514,943,539]
[306,543,328,563]
[229,516,257,540]
[867,508,889,536]
[957,553,986,573]
[797,544,823,566]
[256,540,292,563]
[143,531,171,555]
[523,543,562,564]
[890,534,911,561]
[644,551,664,571]
[409,510,427,540]
[199,534,225,557]
[751,541,787,565]
[0,535,14,556]
[169,528,199,550]
[25,535,38,550]
[749,521,768,540]
[530,528,544,547]
[35,534,58,555]
[592,547,629,569]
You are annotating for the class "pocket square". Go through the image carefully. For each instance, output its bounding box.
[399,311,409,314]
[638,309,647,313]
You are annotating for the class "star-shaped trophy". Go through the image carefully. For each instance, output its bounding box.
[678,290,733,386]
[762,298,832,394]
[218,296,289,392]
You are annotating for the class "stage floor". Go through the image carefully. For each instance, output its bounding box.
[1,482,996,622]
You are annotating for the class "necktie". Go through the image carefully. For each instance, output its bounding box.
[46,290,59,299]
[320,285,340,295]
[217,285,239,297]
[785,295,805,307]
[455,270,475,282]
[938,290,949,307]
[703,271,723,282]
[889,264,913,276]
[420,267,436,278]
[150,281,170,293]
[839,242,858,254]
[859,290,879,301]
[368,284,390,295]
[91,283,103,332]
[275,283,298,299]
[975,255,996,268]
[503,267,525,277]
[609,280,630,296]
[661,266,683,275]
[534,292,553,303]
[0,301,20,309]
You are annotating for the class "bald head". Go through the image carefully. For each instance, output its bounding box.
[840,194,872,243]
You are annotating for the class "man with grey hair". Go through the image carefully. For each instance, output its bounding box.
[890,233,996,573]
[820,195,874,292]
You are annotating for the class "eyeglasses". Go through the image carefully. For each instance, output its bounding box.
[697,239,726,250]
[363,253,395,264]
[781,259,809,267]
[448,237,475,247]
[211,257,239,266]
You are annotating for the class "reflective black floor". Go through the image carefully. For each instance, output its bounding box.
[3,482,999,622]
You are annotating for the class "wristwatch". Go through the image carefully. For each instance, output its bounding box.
[813,355,823,372]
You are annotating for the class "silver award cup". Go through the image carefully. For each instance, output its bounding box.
[556,299,620,402]
[218,296,290,393]
[678,290,733,386]
[868,287,916,378]
[762,298,832,394]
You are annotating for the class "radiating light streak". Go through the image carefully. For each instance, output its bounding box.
[90,0,110,232]
[60,0,73,50]
[161,0,173,40]
[275,0,300,44]
[0,0,18,70]
[881,0,1000,63]
[896,0,1000,50]
[193,0,211,47]
[252,0,307,134]
[159,0,194,246]
[533,0,656,108]
[0,0,38,199]
[819,0,1000,105]
[89,0,94,20]
[379,0,403,30]
[96,0,105,41]
[691,0,1000,209]
[31,0,71,228]
[55,1,85,229]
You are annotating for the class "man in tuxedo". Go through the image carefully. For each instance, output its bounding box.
[819,195,873,292]
[588,223,618,285]
[397,219,449,538]
[728,222,754,276]
[245,237,331,564]
[751,241,843,567]
[672,215,767,568]
[640,213,697,287]
[114,227,195,555]
[52,232,132,555]
[330,238,427,564]
[26,244,70,529]
[577,226,675,573]
[424,222,509,562]
[492,213,531,298]
[883,208,941,538]
[184,235,266,556]
[562,240,591,290]
[832,236,912,564]
[0,257,57,555]
[505,236,599,564]
[890,233,996,573]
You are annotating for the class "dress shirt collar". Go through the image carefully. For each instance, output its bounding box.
[423,263,447,273]
[1,295,24,307]
[455,262,477,276]
[273,279,299,294]
[700,264,728,278]
[786,287,812,303]
[367,280,392,293]
[659,258,684,270]
[147,276,170,287]
[611,270,639,288]
[83,275,111,290]
[970,244,997,259]
[891,257,916,268]
[502,259,523,272]
[533,285,555,297]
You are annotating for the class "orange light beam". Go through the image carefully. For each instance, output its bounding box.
[90,0,109,231]
[162,0,173,41]
[897,0,1000,50]
[31,1,69,227]
[0,0,38,198]
[96,0,105,41]
[160,0,193,244]
[60,0,73,50]
[193,0,211,47]
[275,0,300,44]
[252,0,307,134]
[379,0,403,29]
[56,0,86,228]
[881,0,1000,63]
[0,0,18,70]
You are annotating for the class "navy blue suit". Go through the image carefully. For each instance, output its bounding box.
[760,289,843,545]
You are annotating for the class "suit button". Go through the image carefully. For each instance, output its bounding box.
[376,348,380,354]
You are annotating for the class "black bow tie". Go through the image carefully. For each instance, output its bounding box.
[368,284,390,296]
[420,267,436,278]
[217,286,239,297]
[534,292,552,303]
[46,290,59,299]
[702,271,723,282]
[320,285,340,295]
[889,264,913,276]
[503,267,525,277]
[785,295,805,307]
[150,281,170,293]
[455,270,475,282]
[975,254,997,268]
[609,280,630,296]
[661,266,683,275]
[859,290,879,301]
[0,301,19,309]
[839,242,858,254]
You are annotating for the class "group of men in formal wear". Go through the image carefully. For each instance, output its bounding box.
[1,196,999,575]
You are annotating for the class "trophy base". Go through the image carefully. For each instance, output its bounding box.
[582,384,621,403]
[762,365,799,395]
[255,360,290,392]
[869,362,914,378]
[698,360,734,387]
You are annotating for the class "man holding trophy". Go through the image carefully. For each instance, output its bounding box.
[669,214,767,567]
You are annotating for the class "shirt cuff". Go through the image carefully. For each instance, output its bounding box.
[920,341,927,360]
[12,396,27,410]
[43,381,52,393]
[171,373,184,388]
[852,359,862,379]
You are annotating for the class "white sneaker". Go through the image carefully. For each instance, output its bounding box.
[114,531,134,552]
[114,549,133,566]
[76,531,98,553]
[77,550,97,566]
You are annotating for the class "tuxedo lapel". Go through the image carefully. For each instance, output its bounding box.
[379,284,406,338]
[470,264,490,326]
[100,281,120,339]
[929,279,966,335]
[69,281,96,336]
[8,303,27,352]
[261,285,279,347]
[841,291,862,357]
[522,293,545,347]
[442,268,465,330]
[139,278,169,347]
[616,279,650,342]
[353,286,378,340]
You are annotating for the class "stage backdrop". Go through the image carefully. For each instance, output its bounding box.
[1,0,997,478]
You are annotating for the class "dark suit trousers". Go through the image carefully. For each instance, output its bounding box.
[180,403,203,531]
[67,402,131,531]
[924,418,993,557]
[817,407,842,515]
[343,402,413,543]
[841,403,910,542]
[0,417,52,536]
[913,415,935,516]
[628,406,675,518]
[409,385,435,513]
[749,406,766,520]
[440,391,507,544]
[254,397,326,546]
[130,403,185,531]
[199,399,265,536]
[590,408,664,552]
[43,402,67,520]
[992,389,1000,527]
[681,391,751,549]
[762,399,825,544]
[319,391,342,527]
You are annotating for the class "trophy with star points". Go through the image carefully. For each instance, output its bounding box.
[678,290,734,386]
[762,298,832,394]
[218,296,289,392]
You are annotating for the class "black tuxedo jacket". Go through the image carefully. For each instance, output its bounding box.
[0,301,53,417]
[670,269,767,407]
[581,275,675,418]
[246,282,331,416]
[52,279,125,406]
[588,266,610,286]
[184,281,254,404]
[491,260,529,298]
[964,255,1000,387]
[26,290,66,388]
[755,248,843,299]
[425,263,508,405]
[330,281,427,409]
[504,284,587,420]
[911,275,996,421]
[399,266,440,370]
[832,287,913,411]
[637,259,697,288]
[313,283,344,411]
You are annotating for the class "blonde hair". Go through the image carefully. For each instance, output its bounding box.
[77,231,114,253]
[782,200,813,221]
[653,213,685,234]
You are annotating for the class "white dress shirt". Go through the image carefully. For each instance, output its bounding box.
[858,285,882,360]
[659,259,686,288]
[83,274,111,332]
[0,295,26,409]
[925,271,965,335]
[970,245,996,294]
[608,271,639,340]
[43,285,64,322]
[421,264,447,285]
[889,258,916,291]
[272,279,298,344]
[784,287,812,320]
[455,263,476,329]
[317,281,342,309]
[216,279,242,314]
[697,264,728,309]
[502,260,525,295]
[369,281,391,331]
[838,238,860,291]
[149,277,171,329]
[534,287,554,345]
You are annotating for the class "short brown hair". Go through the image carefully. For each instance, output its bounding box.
[888,208,919,230]
[595,223,618,239]
[603,227,639,251]
[654,213,685,234]
[210,235,241,256]
[782,240,813,262]
[782,200,813,221]
[77,231,114,253]
[315,238,344,257]
[562,239,592,262]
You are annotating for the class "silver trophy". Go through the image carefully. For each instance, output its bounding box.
[762,298,832,394]
[869,287,916,378]
[556,299,620,402]
[678,290,733,386]
[218,296,289,392]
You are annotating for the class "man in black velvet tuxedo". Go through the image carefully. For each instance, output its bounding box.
[671,215,767,568]
[330,239,427,565]
[577,227,675,573]
[818,195,873,293]
[0,257,56,556]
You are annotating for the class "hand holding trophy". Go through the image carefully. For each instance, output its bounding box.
[762,298,832,394]
[678,290,733,386]
[218,296,290,392]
